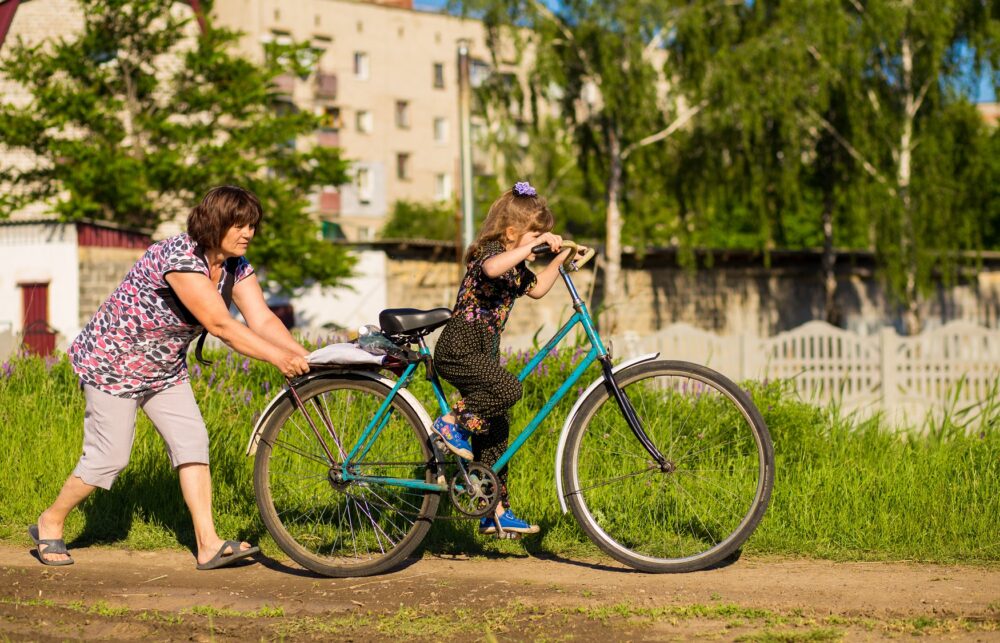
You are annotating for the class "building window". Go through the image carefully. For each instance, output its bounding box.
[320,106,342,131]
[396,152,411,180]
[355,110,373,133]
[395,100,410,129]
[358,226,372,241]
[434,173,451,201]
[470,58,490,88]
[433,62,445,89]
[353,51,369,80]
[433,117,448,145]
[356,167,373,204]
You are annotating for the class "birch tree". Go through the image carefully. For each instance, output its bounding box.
[460,0,705,332]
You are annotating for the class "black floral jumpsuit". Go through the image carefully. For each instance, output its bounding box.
[434,240,536,508]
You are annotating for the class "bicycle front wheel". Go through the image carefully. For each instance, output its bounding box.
[562,360,774,572]
[253,374,440,577]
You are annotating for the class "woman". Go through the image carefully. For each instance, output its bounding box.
[30,186,310,569]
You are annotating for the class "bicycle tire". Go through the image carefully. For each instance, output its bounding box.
[562,360,774,572]
[253,374,440,577]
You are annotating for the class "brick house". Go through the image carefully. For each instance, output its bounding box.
[0,220,150,355]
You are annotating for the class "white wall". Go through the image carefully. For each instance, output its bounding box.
[0,223,81,347]
[291,250,388,334]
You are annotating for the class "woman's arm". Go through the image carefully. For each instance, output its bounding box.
[165,272,309,377]
[232,275,309,357]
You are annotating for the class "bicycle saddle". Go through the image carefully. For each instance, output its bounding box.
[379,307,452,336]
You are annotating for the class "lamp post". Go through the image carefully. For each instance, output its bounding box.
[457,39,474,252]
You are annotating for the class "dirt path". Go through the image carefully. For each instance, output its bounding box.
[1,544,997,641]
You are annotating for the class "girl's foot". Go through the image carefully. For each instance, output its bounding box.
[431,415,473,460]
[479,509,540,535]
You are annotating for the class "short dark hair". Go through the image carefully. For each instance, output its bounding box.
[187,186,263,249]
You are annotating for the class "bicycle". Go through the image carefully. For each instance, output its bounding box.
[246,242,774,577]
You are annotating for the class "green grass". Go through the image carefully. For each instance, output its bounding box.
[0,347,997,564]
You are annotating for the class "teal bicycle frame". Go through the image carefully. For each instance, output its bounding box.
[336,264,661,493]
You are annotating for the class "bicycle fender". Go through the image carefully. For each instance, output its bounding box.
[553,352,660,513]
[244,370,435,457]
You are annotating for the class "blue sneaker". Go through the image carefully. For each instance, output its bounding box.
[431,416,473,460]
[479,509,540,535]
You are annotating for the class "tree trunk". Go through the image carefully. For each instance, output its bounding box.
[898,34,921,335]
[603,126,624,334]
[821,194,839,326]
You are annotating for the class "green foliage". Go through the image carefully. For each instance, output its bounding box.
[380,199,459,242]
[0,0,353,294]
[461,0,1000,322]
[1,349,998,563]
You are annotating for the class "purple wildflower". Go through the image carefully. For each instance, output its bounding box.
[241,358,251,374]
[244,391,253,404]
[191,363,202,378]
[263,381,271,394]
[44,355,59,371]
[1,361,12,378]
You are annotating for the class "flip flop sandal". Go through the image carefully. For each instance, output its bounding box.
[196,540,260,570]
[28,525,74,567]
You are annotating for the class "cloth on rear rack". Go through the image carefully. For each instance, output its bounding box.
[307,343,385,366]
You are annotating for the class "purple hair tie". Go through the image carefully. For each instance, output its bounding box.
[513,181,537,197]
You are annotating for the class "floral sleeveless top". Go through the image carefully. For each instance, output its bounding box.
[68,233,254,398]
[452,240,536,335]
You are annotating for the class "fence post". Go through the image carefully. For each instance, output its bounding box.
[879,326,898,415]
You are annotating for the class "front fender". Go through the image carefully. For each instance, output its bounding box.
[553,352,660,513]
[245,370,434,457]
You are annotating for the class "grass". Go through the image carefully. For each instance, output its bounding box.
[0,346,997,564]
[1,595,996,639]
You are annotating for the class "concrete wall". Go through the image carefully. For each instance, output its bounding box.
[0,222,80,347]
[77,246,146,328]
[321,246,1000,350]
[290,249,389,332]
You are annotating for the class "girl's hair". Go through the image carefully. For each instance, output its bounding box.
[187,185,263,249]
[465,187,554,262]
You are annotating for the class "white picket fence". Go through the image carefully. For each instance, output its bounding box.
[614,320,1000,426]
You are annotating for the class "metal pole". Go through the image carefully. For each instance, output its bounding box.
[457,39,474,251]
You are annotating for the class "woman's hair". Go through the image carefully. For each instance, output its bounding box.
[187,185,263,249]
[465,186,554,263]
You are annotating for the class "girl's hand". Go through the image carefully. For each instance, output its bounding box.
[522,231,562,255]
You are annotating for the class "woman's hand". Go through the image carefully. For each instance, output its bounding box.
[272,349,310,378]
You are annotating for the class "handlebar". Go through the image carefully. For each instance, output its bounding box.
[530,240,596,271]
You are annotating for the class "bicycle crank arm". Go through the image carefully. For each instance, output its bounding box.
[599,356,667,465]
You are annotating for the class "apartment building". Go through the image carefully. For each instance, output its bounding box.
[0,0,505,240]
[212,0,498,241]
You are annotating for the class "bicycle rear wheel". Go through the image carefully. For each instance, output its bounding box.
[562,360,773,572]
[253,374,440,577]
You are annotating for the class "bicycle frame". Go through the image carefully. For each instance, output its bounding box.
[307,264,665,493]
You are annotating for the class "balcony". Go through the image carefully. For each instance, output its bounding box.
[272,73,295,99]
[318,190,341,215]
[316,130,340,148]
[315,72,337,100]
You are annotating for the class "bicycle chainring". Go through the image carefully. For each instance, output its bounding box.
[448,463,501,518]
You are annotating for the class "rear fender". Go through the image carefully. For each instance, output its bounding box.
[245,370,433,457]
[553,353,660,513]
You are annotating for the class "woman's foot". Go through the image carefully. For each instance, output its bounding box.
[479,508,540,535]
[196,539,258,569]
[431,415,473,460]
[35,510,71,564]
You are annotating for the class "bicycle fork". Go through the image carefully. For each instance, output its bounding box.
[598,356,672,471]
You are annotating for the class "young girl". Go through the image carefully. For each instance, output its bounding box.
[432,181,576,536]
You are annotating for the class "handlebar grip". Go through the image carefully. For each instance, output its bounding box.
[531,242,554,255]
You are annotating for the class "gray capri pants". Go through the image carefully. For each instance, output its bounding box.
[73,382,210,490]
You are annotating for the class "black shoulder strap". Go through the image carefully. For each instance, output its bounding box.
[194,258,239,366]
